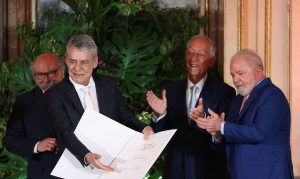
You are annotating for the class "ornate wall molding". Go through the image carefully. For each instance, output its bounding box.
[290,0,300,176]
[264,0,272,77]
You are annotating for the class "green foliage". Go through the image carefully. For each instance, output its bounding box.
[0,149,27,179]
[0,60,33,179]
[99,26,162,107]
[0,0,207,178]
[136,111,152,125]
[0,59,34,134]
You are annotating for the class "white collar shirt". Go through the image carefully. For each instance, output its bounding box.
[69,76,100,112]
[186,74,207,112]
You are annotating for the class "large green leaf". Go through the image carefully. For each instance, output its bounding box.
[0,149,27,179]
[0,60,31,179]
[103,26,161,101]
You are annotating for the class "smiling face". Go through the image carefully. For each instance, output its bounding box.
[65,47,98,86]
[230,52,264,96]
[32,53,64,91]
[185,37,215,84]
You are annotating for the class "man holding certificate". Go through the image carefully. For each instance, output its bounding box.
[45,34,154,171]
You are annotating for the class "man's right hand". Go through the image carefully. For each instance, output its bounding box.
[85,153,114,171]
[37,138,57,152]
[146,90,167,117]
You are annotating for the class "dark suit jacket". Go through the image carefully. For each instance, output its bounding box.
[151,76,236,179]
[45,75,147,165]
[4,87,59,179]
[224,78,294,179]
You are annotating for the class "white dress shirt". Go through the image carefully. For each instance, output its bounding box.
[152,74,207,122]
[186,74,207,114]
[69,76,100,112]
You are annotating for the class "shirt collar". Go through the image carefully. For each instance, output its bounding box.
[242,77,266,98]
[69,76,96,92]
[187,73,207,89]
[256,77,266,86]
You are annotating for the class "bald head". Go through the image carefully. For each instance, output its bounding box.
[230,49,264,70]
[32,52,64,91]
[32,53,59,69]
[187,35,216,57]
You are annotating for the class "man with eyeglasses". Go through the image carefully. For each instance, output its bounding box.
[32,53,64,91]
[146,35,235,179]
[4,52,64,179]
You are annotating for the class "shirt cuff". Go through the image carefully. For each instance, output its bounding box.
[34,141,39,153]
[221,121,225,135]
[151,111,166,122]
[84,152,90,165]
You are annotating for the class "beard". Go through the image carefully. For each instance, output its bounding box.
[235,84,252,96]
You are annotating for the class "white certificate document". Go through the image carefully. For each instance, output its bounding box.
[51,109,176,179]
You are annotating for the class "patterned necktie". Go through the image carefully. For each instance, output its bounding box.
[82,87,94,110]
[189,85,198,113]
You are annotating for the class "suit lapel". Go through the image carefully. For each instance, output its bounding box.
[237,78,270,122]
[64,78,84,115]
[199,77,214,112]
[93,75,109,115]
[33,88,53,133]
[179,81,188,116]
[181,78,210,127]
[181,77,214,113]
[94,76,106,114]
[228,100,241,123]
[173,80,189,125]
[238,93,256,120]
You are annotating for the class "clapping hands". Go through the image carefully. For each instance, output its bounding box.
[146,90,167,117]
[190,98,225,138]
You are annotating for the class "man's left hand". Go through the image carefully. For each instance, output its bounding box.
[194,108,225,137]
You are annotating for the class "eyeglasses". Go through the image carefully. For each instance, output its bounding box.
[33,67,59,80]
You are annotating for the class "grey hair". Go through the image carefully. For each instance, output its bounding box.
[231,49,264,69]
[66,34,98,59]
[186,35,216,56]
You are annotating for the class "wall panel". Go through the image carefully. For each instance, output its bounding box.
[224,0,299,176]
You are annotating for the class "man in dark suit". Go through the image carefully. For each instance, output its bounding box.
[146,35,235,179]
[4,52,65,179]
[45,34,154,171]
[195,49,294,179]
